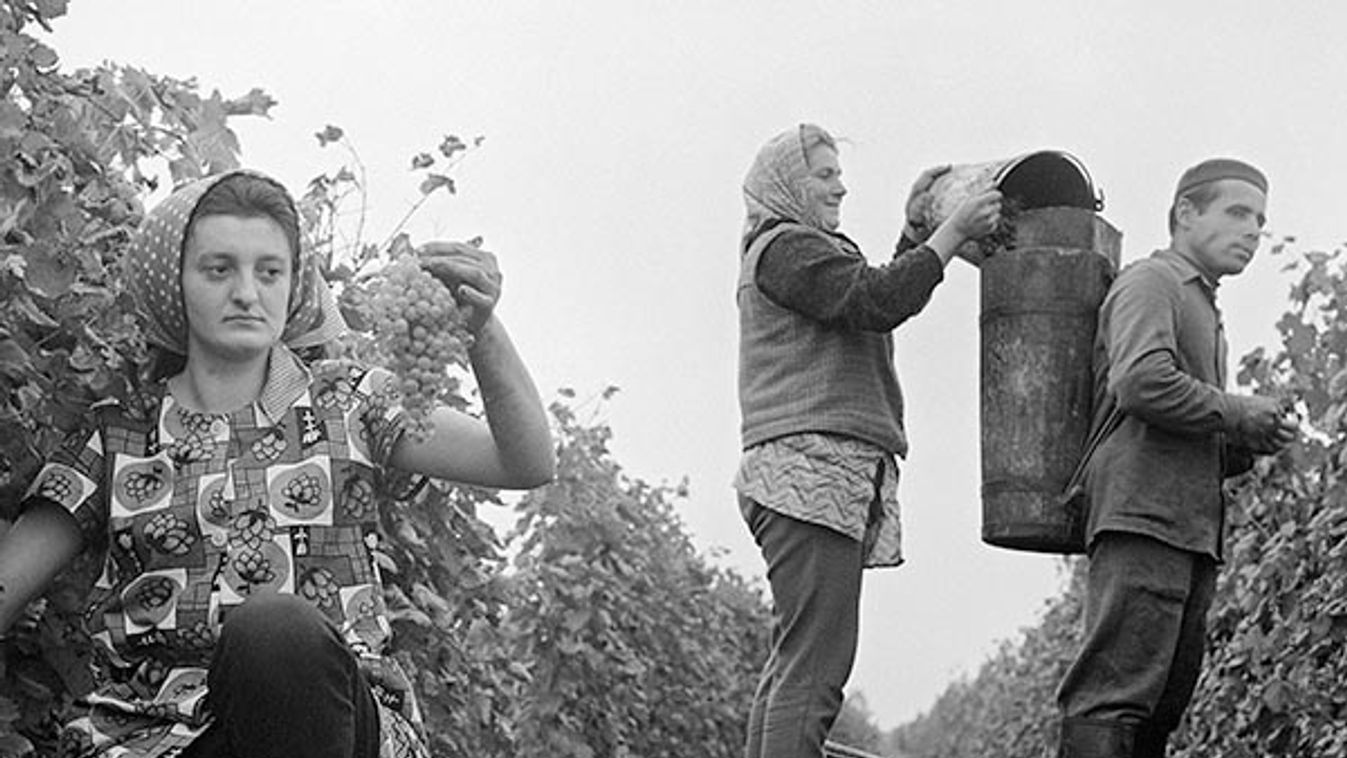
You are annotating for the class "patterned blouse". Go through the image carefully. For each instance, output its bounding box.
[734,432,903,568]
[22,349,429,758]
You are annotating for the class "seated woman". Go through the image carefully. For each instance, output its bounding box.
[0,171,554,758]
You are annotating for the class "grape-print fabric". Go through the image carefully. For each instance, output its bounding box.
[22,357,428,758]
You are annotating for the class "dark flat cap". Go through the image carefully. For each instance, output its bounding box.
[1174,158,1268,200]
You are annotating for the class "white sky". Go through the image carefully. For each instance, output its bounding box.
[48,0,1347,730]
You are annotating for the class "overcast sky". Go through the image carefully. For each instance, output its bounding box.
[47,0,1347,729]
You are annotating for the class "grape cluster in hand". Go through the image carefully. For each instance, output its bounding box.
[366,253,473,434]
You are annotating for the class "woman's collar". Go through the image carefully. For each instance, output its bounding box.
[255,343,312,424]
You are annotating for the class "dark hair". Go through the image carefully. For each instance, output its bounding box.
[184,173,302,269]
[1167,181,1222,235]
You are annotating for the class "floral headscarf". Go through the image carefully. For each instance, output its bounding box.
[125,169,347,357]
[742,123,836,241]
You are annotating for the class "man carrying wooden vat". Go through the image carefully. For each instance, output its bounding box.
[1055,159,1298,758]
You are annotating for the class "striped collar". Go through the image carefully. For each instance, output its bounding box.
[256,344,311,424]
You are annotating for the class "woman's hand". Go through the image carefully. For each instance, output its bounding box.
[948,188,1003,240]
[417,241,501,335]
[924,189,1003,265]
[902,164,951,242]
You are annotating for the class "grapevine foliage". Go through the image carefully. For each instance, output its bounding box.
[829,692,891,755]
[504,391,771,758]
[889,560,1082,757]
[1175,241,1347,758]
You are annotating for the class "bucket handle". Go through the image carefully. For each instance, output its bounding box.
[994,150,1105,212]
[1056,150,1105,212]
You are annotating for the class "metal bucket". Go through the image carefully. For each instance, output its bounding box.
[914,150,1103,264]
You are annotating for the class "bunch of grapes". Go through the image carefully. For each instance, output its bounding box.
[981,195,1024,256]
[362,252,473,435]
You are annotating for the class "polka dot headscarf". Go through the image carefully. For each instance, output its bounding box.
[125,169,347,356]
[742,123,836,241]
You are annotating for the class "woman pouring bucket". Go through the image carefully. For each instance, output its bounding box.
[735,125,1111,758]
[733,124,1006,758]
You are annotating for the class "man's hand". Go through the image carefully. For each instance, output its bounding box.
[418,241,502,335]
[1234,395,1298,454]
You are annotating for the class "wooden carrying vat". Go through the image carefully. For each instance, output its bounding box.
[979,207,1120,552]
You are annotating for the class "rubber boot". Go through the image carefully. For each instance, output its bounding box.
[1058,717,1137,758]
[1132,726,1169,758]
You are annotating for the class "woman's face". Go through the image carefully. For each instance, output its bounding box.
[803,143,846,230]
[181,214,293,364]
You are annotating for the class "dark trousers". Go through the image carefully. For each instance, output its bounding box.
[741,498,864,758]
[1057,531,1217,745]
[182,593,381,758]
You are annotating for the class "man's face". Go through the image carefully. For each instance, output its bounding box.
[1177,179,1267,280]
